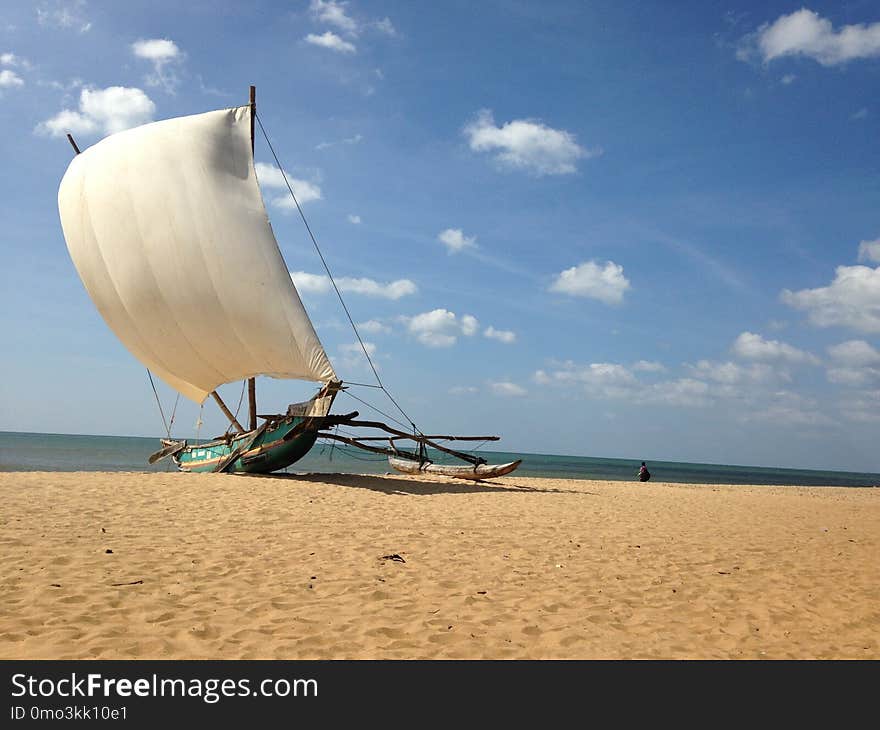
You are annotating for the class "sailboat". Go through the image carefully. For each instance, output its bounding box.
[57,87,521,480]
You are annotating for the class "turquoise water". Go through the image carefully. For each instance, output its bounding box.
[1,431,878,487]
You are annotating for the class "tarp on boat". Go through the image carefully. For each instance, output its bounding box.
[58,106,336,403]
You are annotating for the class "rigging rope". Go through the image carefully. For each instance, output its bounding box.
[226,380,247,435]
[341,390,412,432]
[168,393,180,435]
[255,112,422,436]
[146,369,170,437]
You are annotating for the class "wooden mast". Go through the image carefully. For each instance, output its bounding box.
[247,85,258,432]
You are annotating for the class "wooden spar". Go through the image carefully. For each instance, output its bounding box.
[341,419,488,465]
[345,435,498,442]
[66,134,81,155]
[211,391,245,433]
[317,431,422,461]
[246,84,258,431]
[322,420,498,464]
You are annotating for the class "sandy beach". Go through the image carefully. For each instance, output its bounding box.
[0,470,877,660]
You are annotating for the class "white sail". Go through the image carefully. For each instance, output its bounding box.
[58,105,337,403]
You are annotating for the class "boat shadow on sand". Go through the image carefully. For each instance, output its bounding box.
[236,472,592,496]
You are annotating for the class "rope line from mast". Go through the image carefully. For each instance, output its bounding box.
[340,390,412,432]
[147,369,170,437]
[255,112,422,436]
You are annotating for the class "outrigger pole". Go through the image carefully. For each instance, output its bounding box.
[316,418,498,466]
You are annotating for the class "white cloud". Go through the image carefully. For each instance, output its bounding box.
[449,385,479,396]
[0,69,23,88]
[827,366,880,386]
[310,0,358,35]
[373,18,397,36]
[826,339,880,386]
[743,391,834,426]
[782,264,880,333]
[827,339,880,366]
[36,1,91,33]
[405,309,479,347]
[632,360,666,372]
[731,331,820,365]
[438,228,476,253]
[851,108,869,121]
[132,38,183,94]
[347,214,361,224]
[686,360,777,385]
[1,52,31,69]
[549,260,630,304]
[489,381,527,397]
[291,272,416,299]
[255,162,322,208]
[305,31,356,54]
[463,109,597,176]
[533,361,709,406]
[781,73,796,84]
[838,390,880,422]
[858,239,880,263]
[460,314,479,337]
[357,319,390,334]
[744,9,880,66]
[639,378,712,408]
[534,362,637,395]
[338,341,377,371]
[35,86,155,138]
[316,133,362,150]
[269,184,323,209]
[484,326,516,344]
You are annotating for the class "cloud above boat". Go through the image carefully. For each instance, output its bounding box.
[464,109,599,176]
[489,381,527,397]
[549,260,630,304]
[305,31,356,54]
[826,340,880,386]
[356,319,390,334]
[255,162,322,208]
[35,86,155,137]
[738,8,880,66]
[403,309,479,347]
[132,38,184,94]
[437,228,476,253]
[484,326,516,344]
[0,69,24,89]
[291,271,417,300]
[337,341,378,371]
[731,332,820,365]
[858,238,880,263]
[782,263,880,333]
[308,1,398,39]
[36,1,92,33]
[310,0,358,35]
[532,356,830,420]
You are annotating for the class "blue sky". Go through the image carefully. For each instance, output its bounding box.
[1,1,879,471]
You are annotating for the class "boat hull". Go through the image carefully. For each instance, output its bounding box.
[388,456,522,480]
[172,417,319,474]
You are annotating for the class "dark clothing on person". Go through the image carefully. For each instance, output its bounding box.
[638,463,651,482]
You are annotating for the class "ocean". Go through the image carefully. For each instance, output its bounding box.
[1,431,878,487]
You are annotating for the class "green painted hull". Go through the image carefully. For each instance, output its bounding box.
[173,417,319,474]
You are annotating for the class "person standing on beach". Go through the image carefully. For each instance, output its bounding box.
[638,462,651,482]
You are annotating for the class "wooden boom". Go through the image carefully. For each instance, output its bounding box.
[316,418,497,466]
